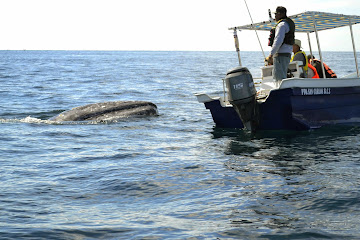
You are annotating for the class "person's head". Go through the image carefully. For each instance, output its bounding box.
[307,54,315,60]
[293,39,301,53]
[274,6,287,21]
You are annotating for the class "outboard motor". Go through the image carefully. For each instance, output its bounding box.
[225,66,258,131]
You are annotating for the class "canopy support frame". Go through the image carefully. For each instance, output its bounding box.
[349,18,359,77]
[312,12,327,79]
[233,28,242,66]
[307,32,313,58]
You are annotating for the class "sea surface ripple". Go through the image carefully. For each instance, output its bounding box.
[0,51,359,239]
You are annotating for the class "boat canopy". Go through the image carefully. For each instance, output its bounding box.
[230,11,360,32]
[229,11,360,78]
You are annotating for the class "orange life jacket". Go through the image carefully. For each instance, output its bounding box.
[323,62,337,78]
[308,64,319,78]
[309,59,337,78]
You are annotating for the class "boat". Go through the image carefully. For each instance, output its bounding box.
[195,11,360,131]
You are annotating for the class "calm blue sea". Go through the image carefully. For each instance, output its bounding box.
[1,50,360,240]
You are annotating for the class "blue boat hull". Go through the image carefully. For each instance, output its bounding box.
[204,100,244,128]
[202,86,360,131]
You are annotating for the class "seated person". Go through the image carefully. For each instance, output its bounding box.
[308,55,337,78]
[291,39,308,78]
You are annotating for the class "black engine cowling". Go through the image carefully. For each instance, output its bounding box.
[225,66,258,131]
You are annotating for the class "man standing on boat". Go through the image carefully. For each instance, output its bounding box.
[265,6,295,81]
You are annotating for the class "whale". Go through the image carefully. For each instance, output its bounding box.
[50,101,158,122]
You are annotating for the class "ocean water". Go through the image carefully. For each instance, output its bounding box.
[1,50,360,239]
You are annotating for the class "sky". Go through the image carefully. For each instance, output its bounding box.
[0,0,359,51]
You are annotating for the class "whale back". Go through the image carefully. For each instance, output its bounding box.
[50,101,158,122]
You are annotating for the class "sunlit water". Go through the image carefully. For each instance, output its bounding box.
[1,51,360,239]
